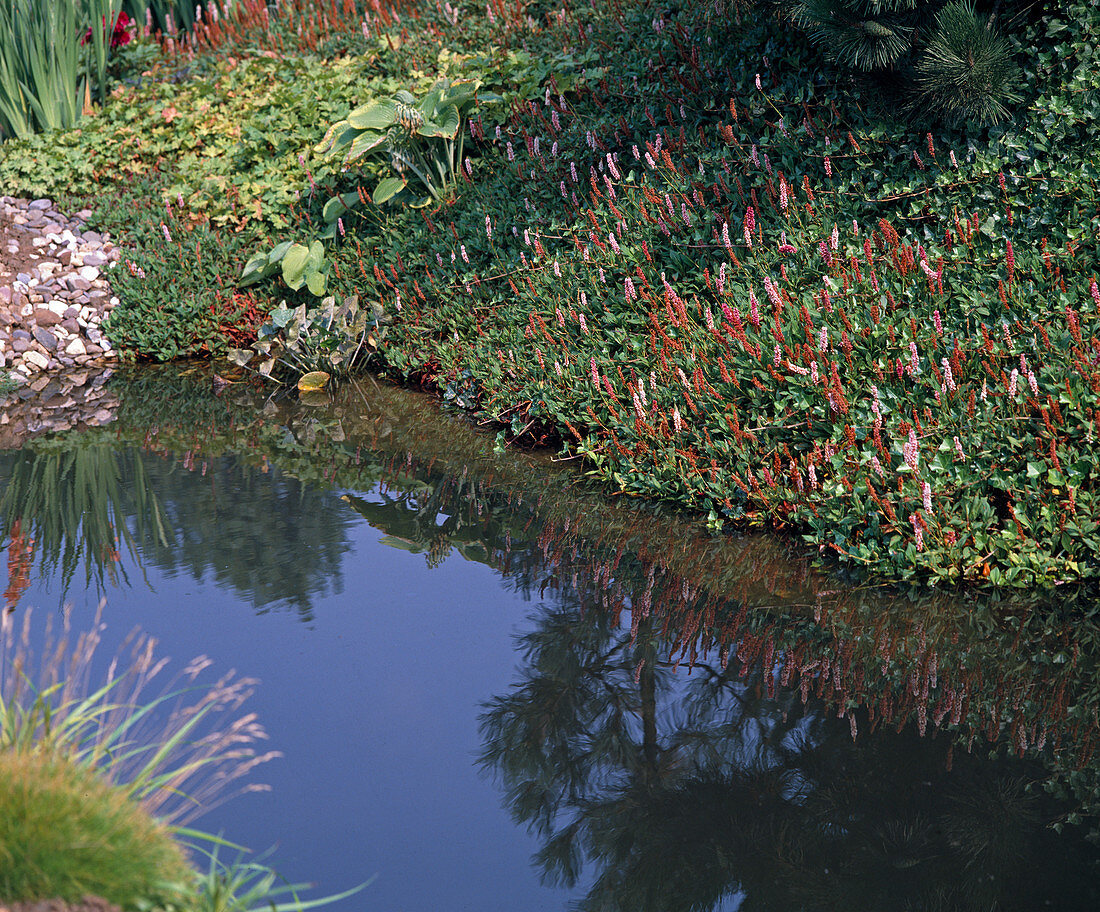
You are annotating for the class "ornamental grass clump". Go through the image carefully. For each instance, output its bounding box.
[0,750,191,908]
[0,603,371,912]
[0,602,279,828]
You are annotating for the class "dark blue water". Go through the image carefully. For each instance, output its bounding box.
[3,368,1100,911]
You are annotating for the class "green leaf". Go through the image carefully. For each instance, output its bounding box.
[240,252,270,285]
[306,269,327,297]
[347,99,396,130]
[268,241,295,264]
[344,129,387,163]
[419,105,460,139]
[373,176,407,204]
[322,195,349,223]
[280,243,311,291]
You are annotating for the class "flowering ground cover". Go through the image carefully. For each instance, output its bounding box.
[1,0,1097,591]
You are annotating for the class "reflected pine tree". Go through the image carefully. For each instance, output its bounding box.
[480,597,1100,911]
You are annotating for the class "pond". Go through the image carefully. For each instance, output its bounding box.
[2,366,1099,911]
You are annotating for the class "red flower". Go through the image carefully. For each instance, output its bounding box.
[80,11,133,48]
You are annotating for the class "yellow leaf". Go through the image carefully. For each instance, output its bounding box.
[298,371,331,392]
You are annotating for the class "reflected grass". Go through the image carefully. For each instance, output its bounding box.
[0,438,169,597]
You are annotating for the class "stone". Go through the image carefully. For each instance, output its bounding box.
[11,338,30,353]
[78,265,100,282]
[32,327,57,350]
[64,337,86,357]
[33,308,61,327]
[28,198,52,210]
[22,350,48,370]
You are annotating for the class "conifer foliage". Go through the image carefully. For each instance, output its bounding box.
[785,0,1020,124]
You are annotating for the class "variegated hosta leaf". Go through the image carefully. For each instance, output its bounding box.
[345,129,387,163]
[315,119,348,153]
[347,98,397,130]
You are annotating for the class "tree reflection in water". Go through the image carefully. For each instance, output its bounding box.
[4,367,1100,906]
[480,595,1100,910]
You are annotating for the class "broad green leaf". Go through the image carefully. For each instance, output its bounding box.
[419,105,460,138]
[306,268,327,297]
[268,240,295,264]
[314,119,348,153]
[322,195,349,223]
[373,176,407,204]
[347,99,396,130]
[240,252,270,285]
[344,129,387,162]
[280,243,311,290]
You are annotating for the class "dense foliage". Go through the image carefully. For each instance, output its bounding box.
[0,0,1097,591]
[783,0,1022,124]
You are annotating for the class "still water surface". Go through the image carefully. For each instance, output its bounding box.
[2,367,1099,911]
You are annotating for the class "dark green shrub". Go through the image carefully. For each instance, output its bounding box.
[784,0,1020,124]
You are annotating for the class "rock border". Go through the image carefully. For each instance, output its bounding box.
[0,196,120,380]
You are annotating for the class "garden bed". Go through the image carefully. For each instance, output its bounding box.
[0,0,1097,591]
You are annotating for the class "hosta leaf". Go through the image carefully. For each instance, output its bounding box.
[306,269,327,297]
[280,243,311,290]
[322,195,349,223]
[298,370,331,392]
[240,251,271,285]
[348,99,397,130]
[268,240,295,264]
[314,119,348,153]
[373,176,407,204]
[345,129,387,162]
[418,105,460,138]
